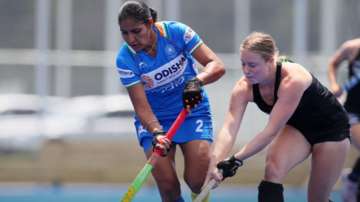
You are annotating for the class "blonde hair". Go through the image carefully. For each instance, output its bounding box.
[240,32,279,62]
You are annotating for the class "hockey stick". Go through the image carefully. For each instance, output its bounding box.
[121,109,189,202]
[193,168,224,202]
[193,179,217,202]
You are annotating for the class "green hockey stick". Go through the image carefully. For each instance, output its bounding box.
[121,109,189,202]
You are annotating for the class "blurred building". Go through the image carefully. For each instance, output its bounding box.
[0,0,359,138]
[1,0,359,96]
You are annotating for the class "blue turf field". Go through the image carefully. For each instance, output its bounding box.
[0,184,341,202]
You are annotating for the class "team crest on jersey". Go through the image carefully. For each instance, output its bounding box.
[165,44,177,59]
[184,28,195,44]
[141,75,154,89]
[139,61,147,69]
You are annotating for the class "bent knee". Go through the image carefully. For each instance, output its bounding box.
[184,177,204,193]
[184,168,207,193]
[264,159,287,181]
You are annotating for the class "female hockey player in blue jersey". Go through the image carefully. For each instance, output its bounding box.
[116,1,225,201]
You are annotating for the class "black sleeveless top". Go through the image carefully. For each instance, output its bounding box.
[344,49,360,114]
[253,62,349,139]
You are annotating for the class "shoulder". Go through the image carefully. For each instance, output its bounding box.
[161,21,192,31]
[116,45,134,66]
[155,21,186,34]
[231,77,253,103]
[160,21,197,40]
[116,44,138,72]
[158,21,201,53]
[338,38,360,58]
[116,44,132,59]
[280,62,311,95]
[342,38,360,49]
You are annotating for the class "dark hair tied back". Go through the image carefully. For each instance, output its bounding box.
[148,8,157,23]
[118,1,157,24]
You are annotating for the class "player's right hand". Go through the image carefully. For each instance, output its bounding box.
[152,131,171,157]
[216,155,243,180]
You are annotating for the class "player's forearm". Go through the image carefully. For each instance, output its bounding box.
[197,60,225,85]
[327,63,338,86]
[234,131,275,161]
[135,108,162,133]
[127,85,163,133]
[211,129,237,162]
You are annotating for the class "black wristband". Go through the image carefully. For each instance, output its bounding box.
[153,130,166,136]
[193,77,203,86]
[230,155,243,167]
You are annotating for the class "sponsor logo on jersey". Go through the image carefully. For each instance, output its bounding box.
[184,27,195,44]
[141,54,187,90]
[118,68,135,79]
[139,61,147,69]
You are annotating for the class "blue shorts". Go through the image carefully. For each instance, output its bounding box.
[134,116,213,152]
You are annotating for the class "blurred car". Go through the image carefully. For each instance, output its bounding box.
[0,93,136,151]
[0,94,66,150]
[44,94,135,138]
[90,95,135,136]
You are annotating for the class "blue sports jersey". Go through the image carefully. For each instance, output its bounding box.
[116,21,211,121]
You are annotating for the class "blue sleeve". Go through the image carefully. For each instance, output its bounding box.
[166,21,203,54]
[115,46,141,87]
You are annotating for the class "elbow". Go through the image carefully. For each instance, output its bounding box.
[327,62,333,71]
[328,59,338,72]
[215,61,226,79]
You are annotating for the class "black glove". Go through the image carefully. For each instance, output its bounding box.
[182,77,203,109]
[152,131,171,157]
[216,155,243,179]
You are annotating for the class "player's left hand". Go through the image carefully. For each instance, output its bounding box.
[216,155,243,180]
[182,77,203,110]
